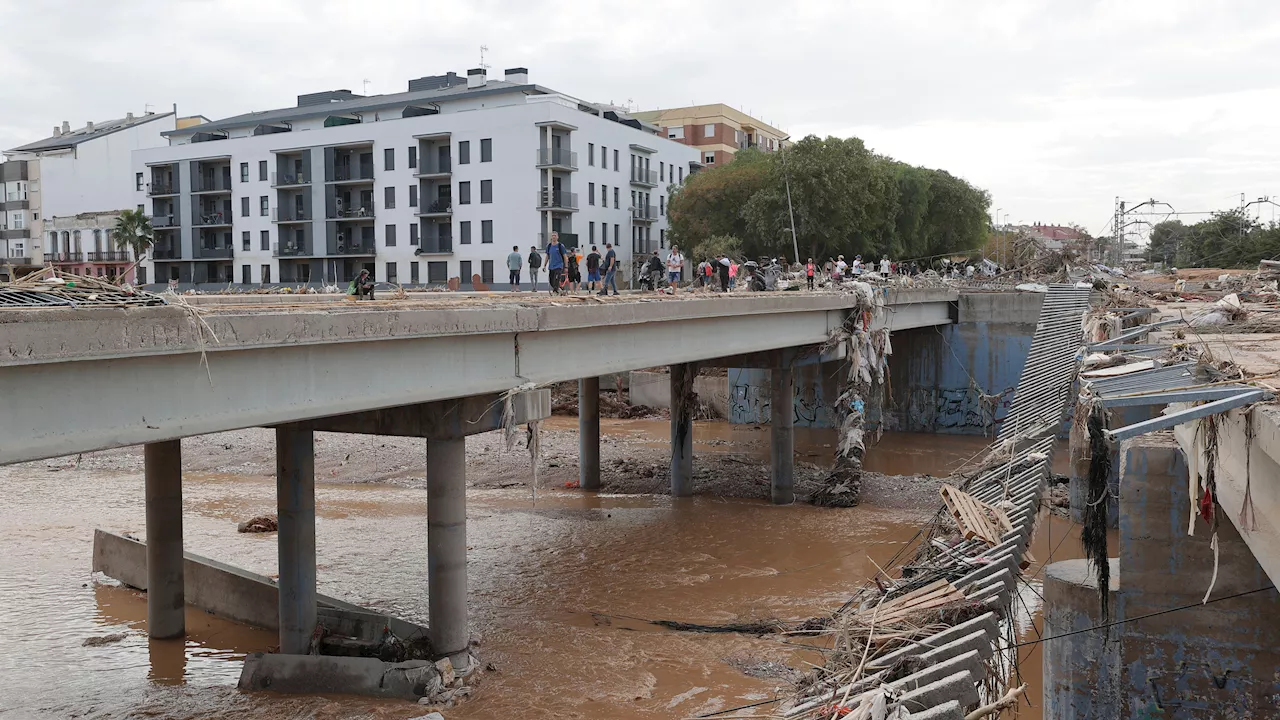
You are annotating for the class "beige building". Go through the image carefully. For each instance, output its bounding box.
[632,104,787,168]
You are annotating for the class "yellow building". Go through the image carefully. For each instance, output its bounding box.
[631,104,787,167]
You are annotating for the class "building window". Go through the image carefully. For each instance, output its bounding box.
[410,223,419,245]
[427,261,447,283]
[385,186,396,209]
[589,222,595,243]
[408,147,418,168]
[480,138,492,162]
[660,196,665,215]
[703,123,715,138]
[588,143,595,166]
[138,267,147,285]
[704,152,716,165]
[409,185,418,207]
[481,259,494,284]
[481,219,493,244]
[260,196,269,216]
[460,220,471,244]
[385,224,397,246]
[459,181,471,204]
[601,146,607,170]
[258,160,268,181]
[240,163,249,182]
[668,126,684,140]
[410,261,420,283]
[460,260,472,282]
[613,187,619,209]
[386,262,398,283]
[614,224,620,244]
[613,149,619,171]
[241,197,250,217]
[589,183,595,206]
[679,167,684,183]
[262,264,271,283]
[600,184,607,206]
[381,148,394,172]
[242,231,250,251]
[660,162,665,181]
[660,228,665,248]
[135,172,143,191]
[260,230,269,251]
[242,264,251,284]
[480,180,492,204]
[458,140,470,164]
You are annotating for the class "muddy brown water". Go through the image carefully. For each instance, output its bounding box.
[0,423,1084,719]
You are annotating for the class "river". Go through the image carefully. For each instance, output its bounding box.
[0,423,1083,719]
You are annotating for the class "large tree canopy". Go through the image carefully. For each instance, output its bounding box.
[1145,210,1279,268]
[667,135,990,263]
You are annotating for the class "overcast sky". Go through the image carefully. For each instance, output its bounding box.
[3,0,1279,236]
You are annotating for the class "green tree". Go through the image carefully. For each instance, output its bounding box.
[112,208,154,260]
[689,234,743,263]
[667,149,770,251]
[1147,220,1185,265]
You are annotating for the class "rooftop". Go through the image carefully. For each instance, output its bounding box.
[6,112,175,155]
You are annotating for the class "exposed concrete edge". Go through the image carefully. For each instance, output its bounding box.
[93,529,381,630]
[239,652,444,701]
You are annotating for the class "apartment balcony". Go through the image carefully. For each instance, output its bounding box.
[191,177,233,194]
[192,212,231,228]
[45,252,84,263]
[329,167,375,184]
[0,197,29,211]
[4,256,33,266]
[273,242,313,257]
[536,189,578,212]
[327,207,375,221]
[271,171,310,187]
[416,234,453,255]
[87,251,130,262]
[152,247,182,260]
[272,207,311,223]
[329,240,376,256]
[413,158,452,179]
[536,148,578,171]
[150,214,179,228]
[193,244,234,260]
[538,232,579,250]
[630,168,659,187]
[415,199,453,218]
[631,205,658,223]
[0,227,30,240]
[147,182,178,197]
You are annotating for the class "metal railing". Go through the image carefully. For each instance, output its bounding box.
[631,205,658,221]
[329,241,376,255]
[193,245,234,259]
[45,252,84,263]
[331,167,375,182]
[328,207,375,220]
[4,256,32,266]
[536,148,578,169]
[192,212,230,226]
[537,189,578,210]
[87,251,130,262]
[420,199,452,214]
[630,168,658,186]
[191,177,232,193]
[147,182,177,196]
[273,242,311,257]
[152,247,181,260]
[415,158,451,175]
[272,207,309,222]
[150,214,178,228]
[271,172,309,186]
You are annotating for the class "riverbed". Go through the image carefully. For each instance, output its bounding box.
[0,421,1079,719]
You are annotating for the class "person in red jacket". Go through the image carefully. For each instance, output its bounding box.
[805,258,816,290]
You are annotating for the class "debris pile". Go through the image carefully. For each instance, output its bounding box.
[237,514,278,533]
[0,267,166,308]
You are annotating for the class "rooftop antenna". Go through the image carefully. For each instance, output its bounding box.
[362,79,371,95]
[479,45,491,71]
[144,103,154,114]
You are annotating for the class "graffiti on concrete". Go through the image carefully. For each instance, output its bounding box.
[727,368,836,427]
[883,387,1016,434]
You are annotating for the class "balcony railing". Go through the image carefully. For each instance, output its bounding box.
[147,182,177,196]
[417,236,453,254]
[45,252,84,263]
[538,232,580,249]
[537,189,578,211]
[414,158,451,176]
[328,207,375,220]
[271,172,310,187]
[194,245,234,259]
[191,177,233,193]
[193,212,230,227]
[87,251,130,262]
[330,241,376,255]
[417,199,452,215]
[273,242,312,257]
[331,167,375,182]
[150,214,178,228]
[152,247,181,260]
[4,256,32,266]
[631,205,658,221]
[630,168,659,186]
[272,207,310,222]
[536,148,578,170]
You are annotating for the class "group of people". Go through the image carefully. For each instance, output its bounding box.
[800,254,925,288]
[505,232,620,296]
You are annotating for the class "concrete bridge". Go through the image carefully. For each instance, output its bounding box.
[0,289,959,677]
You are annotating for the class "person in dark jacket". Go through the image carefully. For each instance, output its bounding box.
[527,246,543,290]
[348,268,375,299]
[585,245,602,293]
[644,250,663,291]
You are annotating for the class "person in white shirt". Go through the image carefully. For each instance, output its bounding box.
[880,256,891,275]
[666,246,684,288]
[835,255,848,277]
[851,257,863,275]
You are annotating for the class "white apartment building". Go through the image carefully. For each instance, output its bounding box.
[1,112,179,281]
[131,68,700,288]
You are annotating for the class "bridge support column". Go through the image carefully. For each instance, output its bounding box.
[144,440,185,639]
[276,426,316,655]
[770,367,795,504]
[427,437,468,660]
[670,363,694,496]
[579,377,601,490]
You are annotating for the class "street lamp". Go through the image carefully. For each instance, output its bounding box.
[780,135,800,267]
[994,207,1003,266]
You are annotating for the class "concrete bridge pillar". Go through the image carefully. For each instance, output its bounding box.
[275,426,316,655]
[579,376,600,490]
[144,440,185,639]
[770,366,795,504]
[670,363,694,496]
[427,437,469,660]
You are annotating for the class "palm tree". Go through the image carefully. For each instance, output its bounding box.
[113,208,154,261]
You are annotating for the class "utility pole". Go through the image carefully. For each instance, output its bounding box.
[780,136,800,266]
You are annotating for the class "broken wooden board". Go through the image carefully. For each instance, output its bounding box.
[940,484,1013,546]
[850,579,967,626]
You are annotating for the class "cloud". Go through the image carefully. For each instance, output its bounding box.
[3,0,1279,236]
